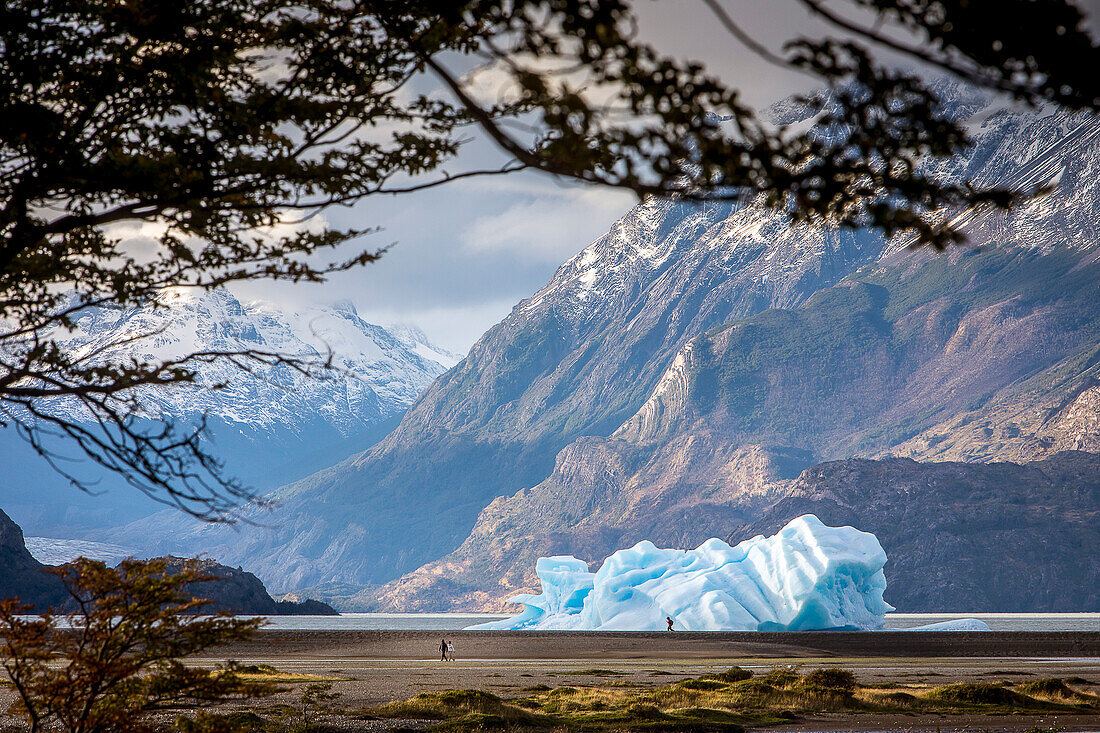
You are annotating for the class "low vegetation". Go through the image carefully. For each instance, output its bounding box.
[367,666,1100,732]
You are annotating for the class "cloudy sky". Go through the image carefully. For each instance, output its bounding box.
[229,0,1100,353]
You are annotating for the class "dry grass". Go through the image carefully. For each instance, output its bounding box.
[222,663,346,684]
[365,667,1100,731]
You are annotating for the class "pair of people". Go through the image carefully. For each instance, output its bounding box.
[439,637,456,661]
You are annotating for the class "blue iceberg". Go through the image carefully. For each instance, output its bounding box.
[470,515,895,631]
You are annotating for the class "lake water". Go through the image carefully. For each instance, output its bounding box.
[249,612,1100,631]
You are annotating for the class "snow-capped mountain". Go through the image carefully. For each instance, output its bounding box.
[0,290,458,537]
[50,289,451,435]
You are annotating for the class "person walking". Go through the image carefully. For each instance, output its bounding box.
[666,616,675,631]
[446,640,456,662]
[440,637,448,661]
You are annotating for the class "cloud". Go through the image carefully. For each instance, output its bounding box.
[359,298,522,355]
[460,185,635,263]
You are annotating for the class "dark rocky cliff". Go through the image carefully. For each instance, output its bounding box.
[150,557,338,615]
[0,508,65,609]
[0,512,335,614]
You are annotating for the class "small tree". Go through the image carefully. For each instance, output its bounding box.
[0,557,276,733]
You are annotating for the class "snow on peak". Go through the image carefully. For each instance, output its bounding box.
[387,323,464,369]
[45,289,455,435]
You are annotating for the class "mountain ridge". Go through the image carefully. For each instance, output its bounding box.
[0,290,456,539]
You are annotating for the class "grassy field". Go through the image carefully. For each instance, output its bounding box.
[362,664,1100,732]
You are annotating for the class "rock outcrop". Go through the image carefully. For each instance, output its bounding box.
[0,508,65,609]
[0,510,335,614]
[157,557,337,615]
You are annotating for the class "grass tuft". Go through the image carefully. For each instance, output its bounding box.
[924,683,1033,707]
[678,679,727,691]
[803,668,857,691]
[1018,678,1100,705]
[705,667,752,684]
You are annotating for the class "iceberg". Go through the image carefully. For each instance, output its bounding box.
[469,515,894,631]
[902,618,992,631]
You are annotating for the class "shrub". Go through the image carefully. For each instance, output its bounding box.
[762,665,802,687]
[679,678,727,691]
[924,683,1031,706]
[876,691,919,706]
[804,668,858,691]
[710,667,752,683]
[1018,679,1077,697]
[174,711,267,733]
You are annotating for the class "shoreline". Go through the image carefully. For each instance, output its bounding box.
[203,630,1100,661]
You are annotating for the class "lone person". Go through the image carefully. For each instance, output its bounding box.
[440,637,448,661]
[666,616,675,632]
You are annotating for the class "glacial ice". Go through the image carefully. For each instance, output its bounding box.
[903,618,992,631]
[470,515,895,631]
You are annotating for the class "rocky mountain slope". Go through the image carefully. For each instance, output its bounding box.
[362,102,1100,611]
[191,162,905,588]
[377,213,1100,611]
[178,198,892,592]
[0,290,456,538]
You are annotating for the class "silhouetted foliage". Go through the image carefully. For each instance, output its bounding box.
[0,557,275,733]
[1,0,1097,518]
